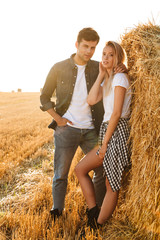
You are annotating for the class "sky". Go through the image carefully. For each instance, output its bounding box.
[0,0,159,92]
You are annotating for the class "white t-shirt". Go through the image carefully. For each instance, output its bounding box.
[103,73,131,122]
[63,64,94,129]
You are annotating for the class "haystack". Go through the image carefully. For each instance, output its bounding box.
[119,23,160,236]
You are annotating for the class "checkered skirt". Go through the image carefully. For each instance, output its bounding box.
[97,118,131,192]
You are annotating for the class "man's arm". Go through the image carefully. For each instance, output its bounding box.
[40,65,57,111]
[40,64,73,127]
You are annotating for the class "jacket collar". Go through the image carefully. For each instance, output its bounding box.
[70,53,91,69]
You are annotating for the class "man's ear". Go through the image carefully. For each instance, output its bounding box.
[75,41,78,49]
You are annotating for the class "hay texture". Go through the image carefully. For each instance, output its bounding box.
[120,23,160,236]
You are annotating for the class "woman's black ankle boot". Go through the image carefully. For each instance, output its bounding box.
[87,205,101,229]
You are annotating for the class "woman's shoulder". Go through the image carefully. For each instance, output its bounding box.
[113,73,130,88]
[114,72,128,80]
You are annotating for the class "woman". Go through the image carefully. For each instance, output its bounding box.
[75,41,132,228]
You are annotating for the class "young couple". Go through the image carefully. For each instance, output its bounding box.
[40,27,131,228]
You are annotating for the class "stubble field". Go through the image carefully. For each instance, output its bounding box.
[0,92,155,240]
[0,92,99,239]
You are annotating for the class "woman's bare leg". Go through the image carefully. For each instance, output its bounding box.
[97,177,119,224]
[74,148,103,209]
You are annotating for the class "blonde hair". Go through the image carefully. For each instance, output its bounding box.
[104,41,125,95]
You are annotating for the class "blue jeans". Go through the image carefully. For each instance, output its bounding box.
[52,125,106,211]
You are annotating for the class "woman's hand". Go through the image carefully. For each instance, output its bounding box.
[99,62,107,79]
[99,143,108,159]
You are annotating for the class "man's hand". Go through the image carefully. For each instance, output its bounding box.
[47,108,73,127]
[114,63,128,74]
[57,117,73,127]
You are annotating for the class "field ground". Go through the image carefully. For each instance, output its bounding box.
[0,92,157,240]
[0,92,53,183]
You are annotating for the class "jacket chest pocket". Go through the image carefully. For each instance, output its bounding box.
[56,76,70,94]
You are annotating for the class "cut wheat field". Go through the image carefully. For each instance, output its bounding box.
[0,92,53,183]
[0,92,103,239]
[0,91,157,240]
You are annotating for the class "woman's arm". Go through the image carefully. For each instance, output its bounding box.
[99,86,126,159]
[87,62,106,105]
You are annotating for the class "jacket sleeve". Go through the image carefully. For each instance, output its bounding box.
[40,65,57,111]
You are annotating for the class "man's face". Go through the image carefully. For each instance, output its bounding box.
[75,39,98,64]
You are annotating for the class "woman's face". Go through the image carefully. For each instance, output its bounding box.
[102,45,115,71]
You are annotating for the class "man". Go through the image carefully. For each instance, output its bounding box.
[40,28,124,220]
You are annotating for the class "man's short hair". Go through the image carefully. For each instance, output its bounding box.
[77,27,100,44]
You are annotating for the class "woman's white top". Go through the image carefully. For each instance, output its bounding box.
[103,73,131,122]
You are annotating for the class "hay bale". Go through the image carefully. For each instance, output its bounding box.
[119,23,160,235]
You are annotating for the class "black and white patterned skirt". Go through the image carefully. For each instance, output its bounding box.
[97,118,131,192]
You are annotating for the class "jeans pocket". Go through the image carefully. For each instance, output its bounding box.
[56,125,67,129]
[55,125,68,135]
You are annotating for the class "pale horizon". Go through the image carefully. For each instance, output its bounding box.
[0,0,159,93]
